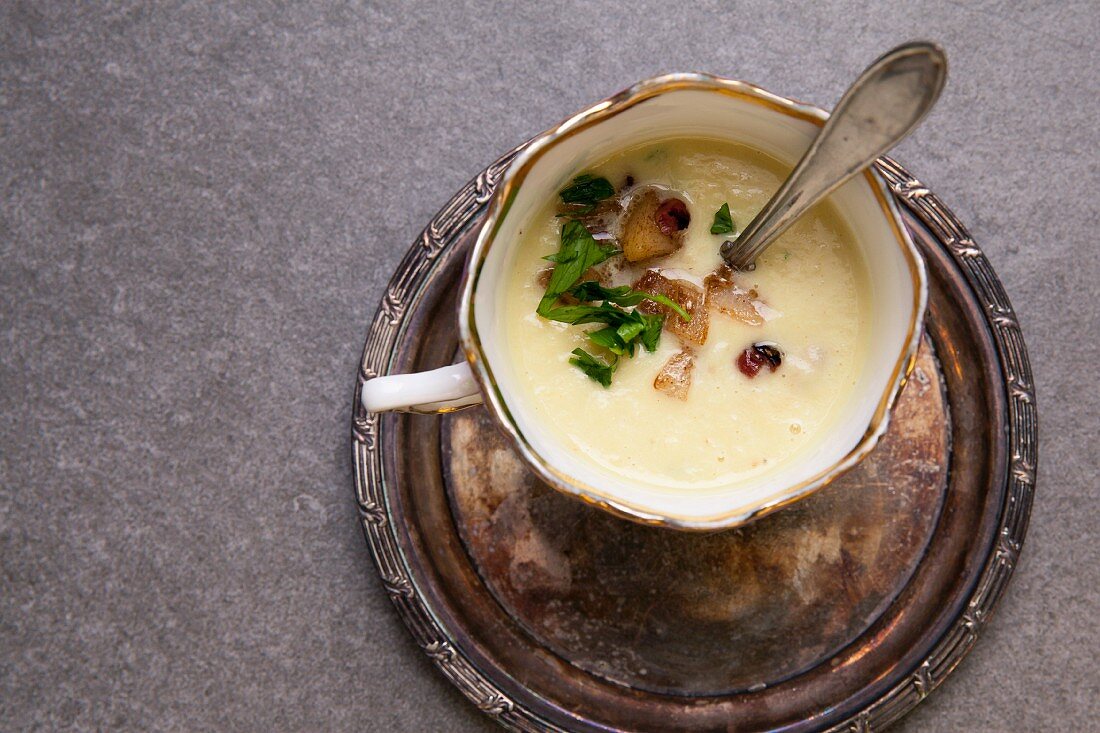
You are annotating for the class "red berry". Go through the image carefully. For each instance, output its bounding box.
[654,197,690,235]
[737,343,783,378]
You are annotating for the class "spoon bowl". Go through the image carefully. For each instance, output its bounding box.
[721,42,947,269]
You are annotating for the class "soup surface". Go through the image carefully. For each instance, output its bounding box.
[503,138,871,490]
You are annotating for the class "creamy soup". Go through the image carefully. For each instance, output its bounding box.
[503,139,871,490]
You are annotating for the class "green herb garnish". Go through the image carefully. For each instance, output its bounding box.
[640,313,664,352]
[537,220,618,316]
[539,302,633,325]
[538,291,678,385]
[558,174,615,206]
[587,326,634,357]
[536,206,690,386]
[710,202,735,235]
[541,293,688,330]
[551,302,667,354]
[568,348,616,387]
[569,281,691,322]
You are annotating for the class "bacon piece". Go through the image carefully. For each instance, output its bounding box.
[633,269,709,345]
[536,266,553,289]
[654,348,695,400]
[620,190,687,263]
[587,257,623,287]
[704,265,765,326]
[567,197,623,242]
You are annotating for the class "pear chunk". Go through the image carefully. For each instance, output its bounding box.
[704,264,765,326]
[653,348,695,400]
[633,269,709,346]
[620,189,689,263]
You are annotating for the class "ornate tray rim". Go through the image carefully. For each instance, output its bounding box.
[351,148,1037,732]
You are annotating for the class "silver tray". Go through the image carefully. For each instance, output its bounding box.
[351,146,1036,731]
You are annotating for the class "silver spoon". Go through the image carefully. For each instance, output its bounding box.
[721,41,947,269]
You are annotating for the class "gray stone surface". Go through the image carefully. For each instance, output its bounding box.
[1,1,1096,730]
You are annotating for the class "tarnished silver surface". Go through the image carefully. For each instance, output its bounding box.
[350,147,1036,731]
[442,337,948,696]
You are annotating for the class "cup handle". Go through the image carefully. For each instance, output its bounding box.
[361,362,482,414]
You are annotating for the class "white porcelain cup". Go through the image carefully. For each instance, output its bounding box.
[362,73,927,530]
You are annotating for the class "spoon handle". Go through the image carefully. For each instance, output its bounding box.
[721,42,947,269]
